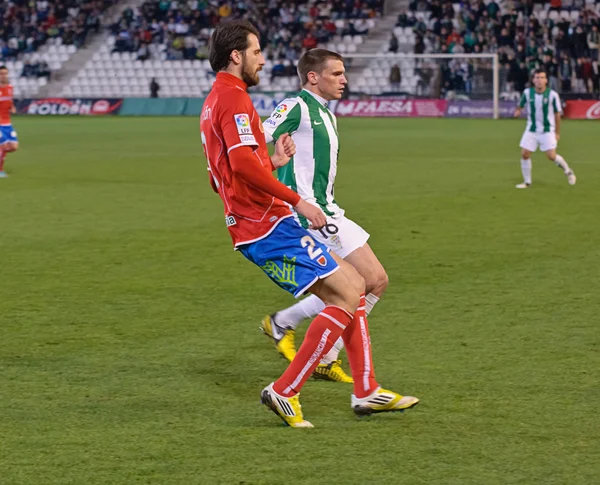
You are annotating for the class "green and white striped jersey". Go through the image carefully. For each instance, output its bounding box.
[519,87,562,134]
[263,89,343,227]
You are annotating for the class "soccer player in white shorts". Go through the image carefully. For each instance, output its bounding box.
[260,49,389,383]
[514,69,576,188]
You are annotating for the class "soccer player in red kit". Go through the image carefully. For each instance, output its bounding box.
[201,20,418,428]
[0,65,18,178]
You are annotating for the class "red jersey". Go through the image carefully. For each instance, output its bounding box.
[0,84,14,125]
[200,72,293,248]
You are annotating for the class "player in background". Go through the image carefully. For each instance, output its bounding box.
[514,69,576,189]
[0,65,18,178]
[201,20,418,428]
[260,49,389,385]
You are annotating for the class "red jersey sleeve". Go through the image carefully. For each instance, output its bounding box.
[219,92,260,154]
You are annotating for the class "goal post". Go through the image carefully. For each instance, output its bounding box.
[341,53,501,119]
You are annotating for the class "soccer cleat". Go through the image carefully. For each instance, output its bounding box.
[0,171,8,178]
[261,314,297,362]
[312,360,354,383]
[352,387,419,417]
[260,383,313,428]
[515,182,530,189]
[566,170,576,185]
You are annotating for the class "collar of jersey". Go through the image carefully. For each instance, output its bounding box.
[302,89,328,107]
[216,72,247,91]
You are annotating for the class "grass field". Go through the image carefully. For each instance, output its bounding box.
[1,117,599,485]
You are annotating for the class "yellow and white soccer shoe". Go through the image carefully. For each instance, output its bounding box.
[260,314,297,362]
[260,383,313,428]
[351,387,419,417]
[312,359,353,383]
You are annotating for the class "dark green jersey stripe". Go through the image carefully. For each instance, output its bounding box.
[529,87,536,132]
[542,88,551,133]
[519,92,527,108]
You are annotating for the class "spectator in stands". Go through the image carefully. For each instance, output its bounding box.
[414,34,425,55]
[544,54,560,92]
[588,25,599,62]
[390,64,401,92]
[150,77,160,98]
[582,57,594,93]
[592,61,599,94]
[515,61,530,93]
[559,56,573,92]
[302,32,318,51]
[38,60,51,80]
[21,61,37,79]
[271,59,286,82]
[389,33,399,54]
[572,26,589,59]
[575,57,586,93]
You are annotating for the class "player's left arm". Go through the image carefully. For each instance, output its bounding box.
[263,99,301,144]
[553,92,563,141]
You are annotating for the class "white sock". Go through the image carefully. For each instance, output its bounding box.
[521,158,532,185]
[320,337,345,365]
[275,294,326,330]
[365,293,380,316]
[554,154,571,174]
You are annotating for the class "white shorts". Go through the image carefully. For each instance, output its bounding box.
[308,215,370,259]
[519,131,557,152]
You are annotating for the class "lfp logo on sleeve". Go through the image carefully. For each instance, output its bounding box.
[234,113,252,134]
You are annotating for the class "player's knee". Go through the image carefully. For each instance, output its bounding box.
[521,149,531,159]
[546,151,555,161]
[344,288,361,314]
[369,269,389,295]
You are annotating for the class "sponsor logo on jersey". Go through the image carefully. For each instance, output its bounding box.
[239,134,257,144]
[261,256,298,287]
[265,118,277,127]
[225,215,237,227]
[276,104,288,114]
[234,113,252,134]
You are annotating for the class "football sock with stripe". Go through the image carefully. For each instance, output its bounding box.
[273,305,353,397]
[342,294,379,399]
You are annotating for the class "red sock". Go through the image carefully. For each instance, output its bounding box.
[0,149,5,172]
[342,294,378,398]
[273,305,353,397]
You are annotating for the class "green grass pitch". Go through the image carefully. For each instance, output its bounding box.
[1,117,599,484]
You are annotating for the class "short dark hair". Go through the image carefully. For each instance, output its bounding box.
[533,68,547,76]
[297,49,344,85]
[208,20,260,72]
[0,65,7,71]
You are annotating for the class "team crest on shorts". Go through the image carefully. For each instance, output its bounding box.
[316,255,328,267]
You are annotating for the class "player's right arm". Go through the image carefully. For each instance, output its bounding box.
[263,98,301,144]
[514,90,527,117]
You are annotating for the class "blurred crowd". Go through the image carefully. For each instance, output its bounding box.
[0,0,116,61]
[110,0,383,61]
[396,0,600,94]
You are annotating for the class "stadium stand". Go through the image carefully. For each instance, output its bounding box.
[391,0,600,96]
[0,0,117,97]
[60,0,383,98]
